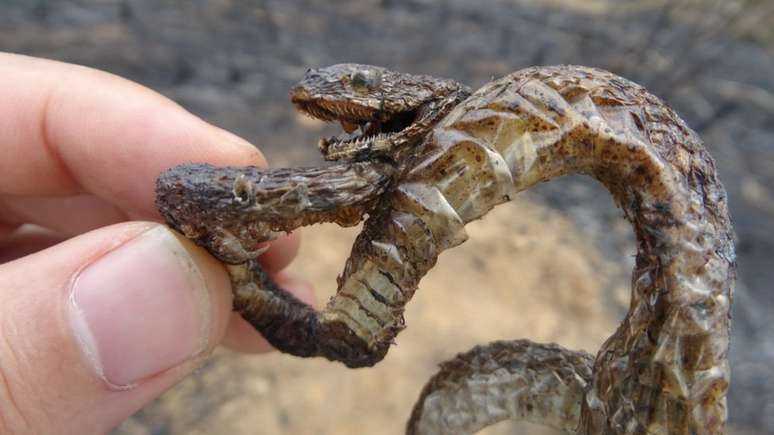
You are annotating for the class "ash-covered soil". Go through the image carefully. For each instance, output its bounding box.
[2,0,773,433]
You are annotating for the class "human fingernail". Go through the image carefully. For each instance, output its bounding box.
[69,226,212,388]
[218,129,266,162]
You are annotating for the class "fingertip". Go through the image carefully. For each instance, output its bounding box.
[0,53,268,218]
[0,222,20,241]
[221,313,274,353]
[0,222,239,433]
[68,225,234,387]
[214,127,267,168]
[0,224,67,263]
[274,271,317,308]
[167,230,235,353]
[259,231,301,273]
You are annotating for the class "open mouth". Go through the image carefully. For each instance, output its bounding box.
[294,101,418,156]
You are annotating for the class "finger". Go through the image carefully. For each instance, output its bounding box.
[259,230,302,274]
[0,222,19,240]
[221,271,317,353]
[0,225,68,264]
[220,231,304,354]
[0,53,266,219]
[0,201,303,281]
[0,194,129,236]
[0,222,234,434]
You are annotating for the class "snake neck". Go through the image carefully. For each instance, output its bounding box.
[549,102,732,435]
[581,129,735,433]
[438,67,735,433]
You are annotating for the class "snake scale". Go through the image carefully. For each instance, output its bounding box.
[155,64,735,434]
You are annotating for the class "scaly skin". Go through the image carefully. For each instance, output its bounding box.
[155,64,735,434]
[407,340,595,434]
[290,63,471,161]
[404,66,735,435]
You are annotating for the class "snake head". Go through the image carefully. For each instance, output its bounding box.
[290,63,469,161]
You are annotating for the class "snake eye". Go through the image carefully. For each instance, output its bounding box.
[350,69,382,92]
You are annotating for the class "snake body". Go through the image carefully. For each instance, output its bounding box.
[156,65,735,434]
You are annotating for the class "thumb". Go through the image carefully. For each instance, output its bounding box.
[0,222,233,434]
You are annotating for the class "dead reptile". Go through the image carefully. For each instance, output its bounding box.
[156,64,735,434]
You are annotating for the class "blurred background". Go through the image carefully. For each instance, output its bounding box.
[2,0,773,433]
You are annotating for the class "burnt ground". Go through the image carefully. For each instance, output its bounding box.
[2,0,773,433]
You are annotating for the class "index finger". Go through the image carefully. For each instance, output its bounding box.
[0,52,266,219]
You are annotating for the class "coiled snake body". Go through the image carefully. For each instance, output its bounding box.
[156,65,735,434]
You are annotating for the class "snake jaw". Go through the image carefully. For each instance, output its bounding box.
[300,100,420,160]
[340,120,359,133]
[290,63,466,161]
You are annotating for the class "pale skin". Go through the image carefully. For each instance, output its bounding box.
[0,52,314,434]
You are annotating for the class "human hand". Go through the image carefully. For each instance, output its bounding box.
[0,53,315,434]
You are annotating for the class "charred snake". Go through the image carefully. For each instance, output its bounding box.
[156,64,735,434]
